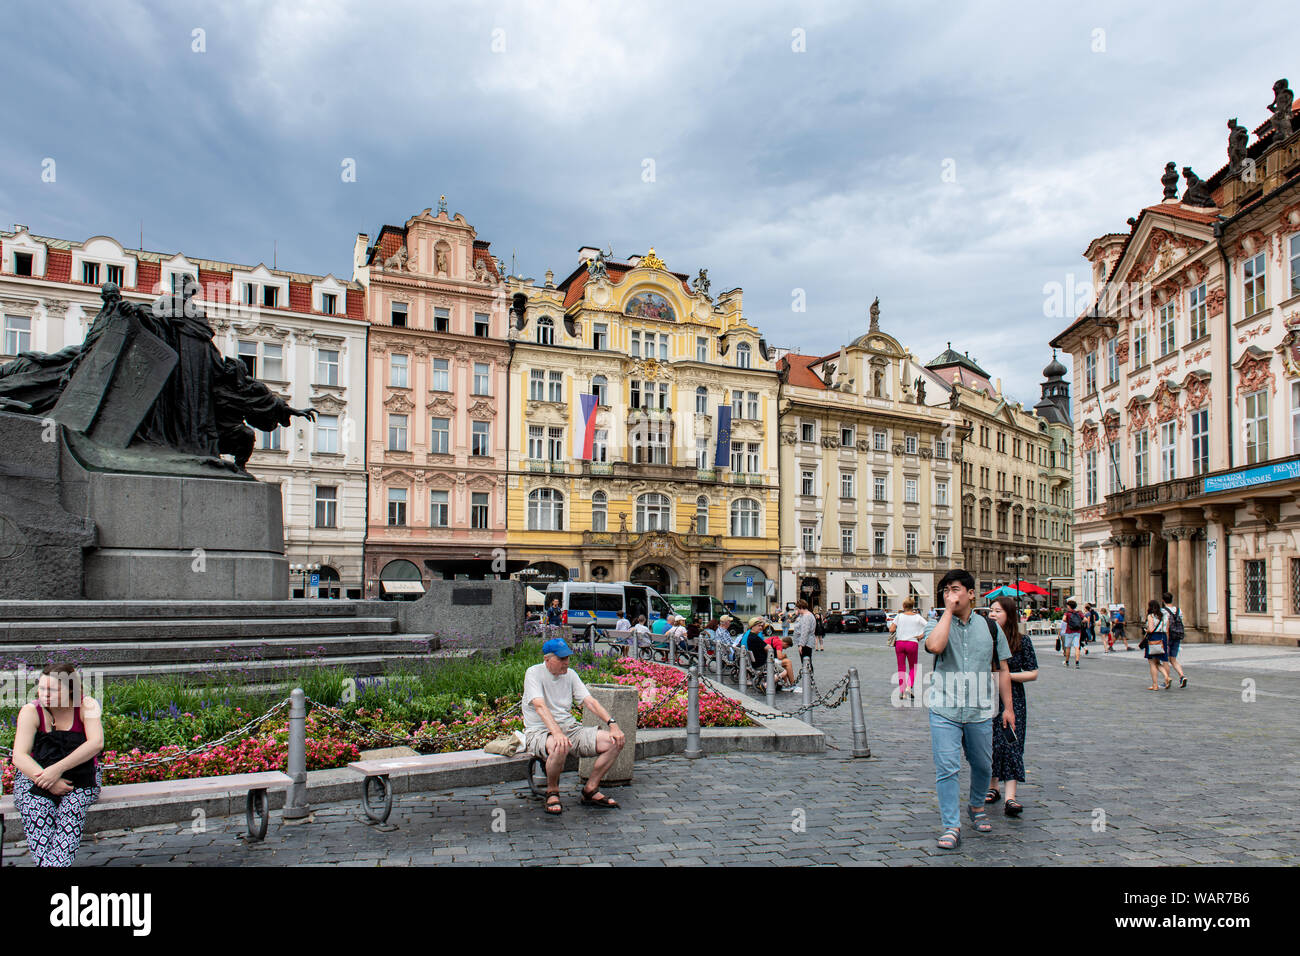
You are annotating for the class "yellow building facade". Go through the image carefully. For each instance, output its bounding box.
[504,248,780,619]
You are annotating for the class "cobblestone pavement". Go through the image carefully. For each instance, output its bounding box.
[8,631,1300,866]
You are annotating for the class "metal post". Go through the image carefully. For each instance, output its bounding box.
[588,627,596,658]
[284,688,309,820]
[697,634,706,671]
[765,655,776,709]
[738,644,747,689]
[802,669,814,727]
[714,638,724,681]
[684,667,702,759]
[848,667,871,757]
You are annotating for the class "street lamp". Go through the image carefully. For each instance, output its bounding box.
[1006,554,1030,613]
[289,562,321,598]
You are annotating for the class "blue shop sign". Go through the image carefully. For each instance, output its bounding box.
[1203,459,1300,494]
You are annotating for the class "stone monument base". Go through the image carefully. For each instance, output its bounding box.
[0,411,287,601]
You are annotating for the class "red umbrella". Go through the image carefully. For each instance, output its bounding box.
[1013,580,1049,596]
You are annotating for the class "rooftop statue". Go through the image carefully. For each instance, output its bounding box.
[1268,79,1294,139]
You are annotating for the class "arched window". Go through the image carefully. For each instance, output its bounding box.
[591,490,607,533]
[636,493,671,532]
[527,487,564,530]
[695,495,709,535]
[592,375,608,405]
[736,343,751,369]
[730,498,759,537]
[537,315,554,346]
[695,386,708,414]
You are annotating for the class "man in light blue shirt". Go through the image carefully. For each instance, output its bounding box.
[923,569,1015,850]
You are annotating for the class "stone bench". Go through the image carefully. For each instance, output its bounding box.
[347,749,535,825]
[0,770,293,862]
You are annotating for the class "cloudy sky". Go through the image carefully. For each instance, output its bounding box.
[3,1,1296,403]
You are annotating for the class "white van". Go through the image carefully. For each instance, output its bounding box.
[541,581,675,637]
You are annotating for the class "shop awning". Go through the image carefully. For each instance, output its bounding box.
[381,580,426,594]
[845,578,867,593]
[525,586,547,605]
[876,580,898,596]
[910,580,931,596]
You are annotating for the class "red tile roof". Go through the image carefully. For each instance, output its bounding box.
[289,282,311,313]
[46,249,70,283]
[346,288,366,320]
[781,354,828,390]
[136,260,160,293]
[473,240,500,279]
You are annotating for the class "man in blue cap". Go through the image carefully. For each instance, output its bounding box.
[523,637,626,816]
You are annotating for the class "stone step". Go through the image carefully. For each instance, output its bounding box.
[0,649,459,685]
[0,600,375,622]
[0,633,437,666]
[0,616,400,643]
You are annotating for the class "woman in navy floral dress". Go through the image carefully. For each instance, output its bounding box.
[985,596,1038,816]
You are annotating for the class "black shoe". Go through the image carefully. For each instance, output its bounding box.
[1075,661,1080,668]
[1180,677,1187,688]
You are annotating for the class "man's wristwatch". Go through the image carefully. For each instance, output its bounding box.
[606,718,618,726]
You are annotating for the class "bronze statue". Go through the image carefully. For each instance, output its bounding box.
[0,282,314,471]
[1269,79,1294,139]
[1228,118,1250,172]
[1161,161,1179,200]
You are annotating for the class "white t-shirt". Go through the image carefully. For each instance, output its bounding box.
[522,662,590,734]
[615,616,632,631]
[631,623,652,646]
[893,612,926,643]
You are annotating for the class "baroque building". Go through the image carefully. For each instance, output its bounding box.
[777,302,965,615]
[926,345,1074,603]
[1051,79,1300,644]
[504,248,780,620]
[353,202,509,598]
[0,226,369,597]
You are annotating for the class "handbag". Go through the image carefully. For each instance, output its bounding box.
[1055,637,1061,651]
[1146,637,1165,655]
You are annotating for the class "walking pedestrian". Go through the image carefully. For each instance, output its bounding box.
[888,596,925,700]
[1141,599,1172,690]
[791,599,816,675]
[923,569,1015,850]
[984,596,1038,817]
[1061,599,1083,668]
[1162,591,1188,688]
[1082,603,1096,654]
[1097,607,1111,652]
[813,606,826,651]
[1109,604,1131,651]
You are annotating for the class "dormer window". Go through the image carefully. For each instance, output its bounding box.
[13,253,32,276]
[262,286,278,308]
[170,272,197,294]
[322,292,338,314]
[537,315,554,345]
[82,262,100,284]
[736,342,752,369]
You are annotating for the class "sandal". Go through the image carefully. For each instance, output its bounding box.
[1180,677,1187,688]
[1147,685,1159,691]
[937,827,961,850]
[985,787,1001,805]
[580,787,619,809]
[967,806,992,833]
[1004,800,1023,817]
[544,791,563,816]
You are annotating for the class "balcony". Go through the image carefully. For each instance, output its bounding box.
[1105,455,1300,517]
[579,460,719,483]
[582,530,722,549]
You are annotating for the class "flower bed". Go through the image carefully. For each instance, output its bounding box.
[0,655,749,793]
[612,659,752,728]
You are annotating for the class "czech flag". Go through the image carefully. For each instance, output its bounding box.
[714,405,732,468]
[572,393,599,460]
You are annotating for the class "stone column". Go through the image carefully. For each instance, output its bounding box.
[1177,530,1195,629]
[1115,535,1134,613]
[1164,528,1179,607]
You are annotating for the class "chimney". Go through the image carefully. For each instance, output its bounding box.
[578,246,600,263]
[996,377,1003,396]
[352,233,370,284]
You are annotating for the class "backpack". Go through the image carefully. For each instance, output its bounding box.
[1065,610,1082,632]
[1167,607,1185,642]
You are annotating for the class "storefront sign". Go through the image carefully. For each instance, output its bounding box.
[1203,459,1300,494]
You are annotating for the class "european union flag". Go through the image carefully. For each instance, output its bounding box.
[714,405,732,468]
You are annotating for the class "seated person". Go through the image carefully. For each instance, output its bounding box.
[630,615,653,650]
[615,612,632,634]
[768,633,797,689]
[667,615,690,654]
[522,638,626,815]
[651,614,670,636]
[10,663,105,867]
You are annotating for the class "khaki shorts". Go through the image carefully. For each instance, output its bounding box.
[526,724,602,759]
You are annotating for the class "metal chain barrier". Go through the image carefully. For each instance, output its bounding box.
[97,697,293,771]
[304,696,523,748]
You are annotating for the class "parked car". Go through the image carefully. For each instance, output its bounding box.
[860,609,888,632]
[840,612,862,632]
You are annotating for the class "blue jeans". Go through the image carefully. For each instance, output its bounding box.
[929,711,993,829]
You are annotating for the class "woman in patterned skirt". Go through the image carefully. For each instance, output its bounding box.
[985,596,1038,816]
[10,662,104,866]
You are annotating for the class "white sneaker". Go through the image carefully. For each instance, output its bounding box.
[789,685,803,693]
